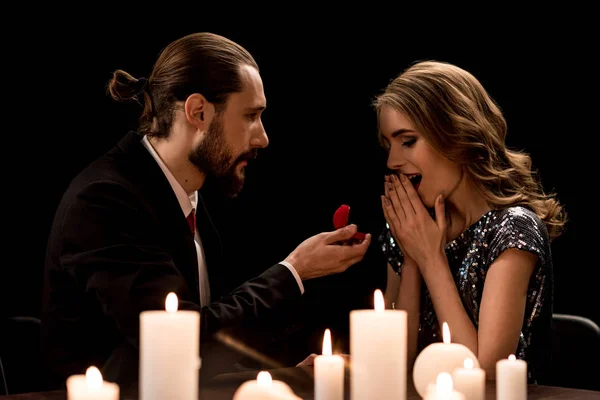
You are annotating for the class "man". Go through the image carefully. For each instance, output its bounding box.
[41,32,371,390]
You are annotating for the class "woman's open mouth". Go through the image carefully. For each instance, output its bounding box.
[406,174,422,190]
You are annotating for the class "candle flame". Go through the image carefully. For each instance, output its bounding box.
[508,354,516,361]
[464,358,474,369]
[374,289,384,312]
[85,366,102,389]
[435,372,453,395]
[322,329,332,356]
[442,322,451,344]
[257,371,272,388]
[165,292,178,313]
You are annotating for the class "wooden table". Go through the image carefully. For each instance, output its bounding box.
[1,367,598,399]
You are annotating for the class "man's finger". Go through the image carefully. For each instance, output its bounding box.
[354,233,371,250]
[296,353,318,367]
[339,233,371,264]
[324,224,357,244]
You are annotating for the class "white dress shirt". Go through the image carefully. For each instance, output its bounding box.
[141,135,304,304]
[142,136,211,306]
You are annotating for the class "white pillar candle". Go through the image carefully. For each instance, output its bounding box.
[424,373,465,400]
[139,292,201,400]
[496,354,527,400]
[233,371,302,400]
[452,358,485,400]
[413,322,480,398]
[315,328,344,400]
[350,289,407,400]
[66,366,119,400]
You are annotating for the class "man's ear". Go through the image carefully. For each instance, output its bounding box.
[184,93,216,129]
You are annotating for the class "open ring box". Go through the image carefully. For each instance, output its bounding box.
[333,204,367,245]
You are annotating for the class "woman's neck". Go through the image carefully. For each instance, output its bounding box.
[444,175,491,242]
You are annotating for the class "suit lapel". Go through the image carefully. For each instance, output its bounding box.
[194,192,225,300]
[117,132,201,303]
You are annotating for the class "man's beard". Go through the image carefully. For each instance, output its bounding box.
[189,114,257,198]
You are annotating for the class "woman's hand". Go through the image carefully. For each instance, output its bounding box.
[381,174,446,270]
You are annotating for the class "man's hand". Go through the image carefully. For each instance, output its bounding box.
[296,353,351,367]
[285,225,371,281]
[296,353,318,367]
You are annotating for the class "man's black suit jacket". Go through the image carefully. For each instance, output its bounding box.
[41,131,302,390]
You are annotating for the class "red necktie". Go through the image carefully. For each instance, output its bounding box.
[187,209,196,235]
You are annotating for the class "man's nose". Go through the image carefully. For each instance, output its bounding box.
[250,123,269,148]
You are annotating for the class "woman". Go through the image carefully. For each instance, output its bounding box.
[376,60,566,384]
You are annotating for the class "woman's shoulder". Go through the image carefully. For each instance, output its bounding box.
[493,206,544,226]
[486,206,551,267]
[490,206,549,243]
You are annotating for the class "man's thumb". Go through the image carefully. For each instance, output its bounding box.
[327,224,357,243]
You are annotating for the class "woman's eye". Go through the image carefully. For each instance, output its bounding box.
[402,138,416,147]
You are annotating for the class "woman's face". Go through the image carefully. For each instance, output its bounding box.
[378,105,463,208]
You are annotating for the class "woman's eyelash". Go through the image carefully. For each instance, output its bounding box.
[402,138,416,147]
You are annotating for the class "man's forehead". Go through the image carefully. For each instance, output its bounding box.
[227,90,266,111]
[228,79,266,111]
[238,65,266,103]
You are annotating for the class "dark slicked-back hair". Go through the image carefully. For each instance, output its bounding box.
[107,32,259,138]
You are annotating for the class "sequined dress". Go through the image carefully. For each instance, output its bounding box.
[379,206,553,383]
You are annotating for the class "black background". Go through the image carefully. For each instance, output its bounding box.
[2,12,597,362]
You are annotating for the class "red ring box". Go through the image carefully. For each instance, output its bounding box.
[333,204,366,241]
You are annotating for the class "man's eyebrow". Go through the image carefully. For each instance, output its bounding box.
[244,105,266,112]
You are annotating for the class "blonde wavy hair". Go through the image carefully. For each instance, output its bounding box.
[373,60,566,240]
